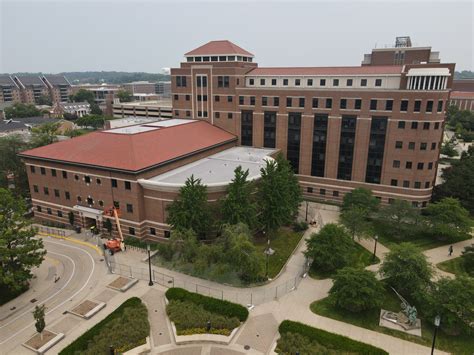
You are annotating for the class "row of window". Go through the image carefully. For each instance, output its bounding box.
[395,141,439,151]
[392,160,435,170]
[390,179,432,189]
[29,166,133,190]
[186,55,253,63]
[397,121,441,130]
[248,77,382,88]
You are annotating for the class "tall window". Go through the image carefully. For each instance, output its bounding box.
[264,112,277,148]
[337,116,357,180]
[241,111,253,146]
[287,113,302,173]
[311,114,328,177]
[365,117,388,184]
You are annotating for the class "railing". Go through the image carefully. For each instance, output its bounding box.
[36,225,68,237]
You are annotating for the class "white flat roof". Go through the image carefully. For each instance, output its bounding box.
[105,125,159,134]
[144,119,195,127]
[139,146,276,191]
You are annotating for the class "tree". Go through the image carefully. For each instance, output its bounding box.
[380,243,433,297]
[166,175,212,237]
[342,188,380,213]
[305,224,354,273]
[35,95,52,106]
[440,140,459,157]
[169,228,200,263]
[4,103,41,119]
[433,148,474,214]
[424,198,471,241]
[0,189,46,292]
[75,114,105,129]
[30,121,61,147]
[90,103,103,115]
[33,304,46,340]
[275,154,302,222]
[70,89,95,105]
[340,206,373,240]
[461,245,474,276]
[0,135,30,196]
[422,276,474,335]
[375,199,423,239]
[329,267,384,312]
[221,166,257,228]
[117,90,133,102]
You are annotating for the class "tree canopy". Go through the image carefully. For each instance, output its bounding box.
[341,188,380,212]
[117,90,133,102]
[4,103,41,119]
[75,114,105,129]
[374,199,423,240]
[69,89,95,105]
[0,135,30,196]
[30,121,61,147]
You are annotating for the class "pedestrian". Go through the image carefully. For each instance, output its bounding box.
[448,245,453,256]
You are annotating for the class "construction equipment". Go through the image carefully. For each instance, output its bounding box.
[102,206,125,255]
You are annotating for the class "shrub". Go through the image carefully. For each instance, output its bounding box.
[165,288,248,321]
[329,267,384,312]
[278,320,388,354]
[59,298,149,355]
[461,245,474,276]
[167,300,239,333]
[292,221,309,232]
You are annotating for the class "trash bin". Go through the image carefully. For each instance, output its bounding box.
[75,225,81,234]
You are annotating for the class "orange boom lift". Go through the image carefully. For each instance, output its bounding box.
[103,206,125,254]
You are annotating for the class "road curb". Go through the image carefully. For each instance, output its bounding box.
[38,232,103,256]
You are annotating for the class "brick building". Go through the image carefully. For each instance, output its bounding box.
[450,79,474,111]
[171,39,455,206]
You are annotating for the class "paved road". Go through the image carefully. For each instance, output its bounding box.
[0,236,107,354]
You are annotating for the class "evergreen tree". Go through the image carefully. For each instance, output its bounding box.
[166,175,212,237]
[275,154,302,223]
[221,166,257,228]
[0,189,46,292]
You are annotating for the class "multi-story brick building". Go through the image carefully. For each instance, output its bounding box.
[0,75,21,103]
[450,79,474,111]
[171,39,455,206]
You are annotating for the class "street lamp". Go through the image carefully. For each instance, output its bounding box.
[147,244,153,286]
[372,235,378,261]
[431,315,441,355]
[264,237,275,280]
[305,201,309,222]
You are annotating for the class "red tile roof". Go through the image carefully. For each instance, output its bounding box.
[450,91,474,99]
[20,121,237,172]
[247,66,403,76]
[185,40,254,57]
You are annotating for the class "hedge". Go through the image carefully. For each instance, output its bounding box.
[278,320,388,355]
[165,288,248,322]
[59,297,148,355]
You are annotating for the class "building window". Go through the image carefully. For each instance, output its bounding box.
[325,98,332,109]
[32,185,39,193]
[437,100,443,112]
[283,79,289,86]
[333,79,339,86]
[365,117,388,184]
[214,95,220,102]
[164,230,171,238]
[340,99,347,109]
[84,176,91,184]
[241,110,253,146]
[388,198,395,204]
[320,188,326,195]
[346,79,353,86]
[333,191,339,197]
[62,170,67,179]
[375,79,382,87]
[414,182,421,189]
[65,191,70,200]
[385,100,393,111]
[271,79,277,86]
[337,116,357,180]
[126,203,133,213]
[391,179,398,186]
[47,208,52,215]
[36,206,42,212]
[434,122,440,129]
[411,121,418,129]
[431,142,436,150]
[354,99,362,110]
[311,114,328,177]
[96,178,101,185]
[414,100,421,112]
[218,76,230,88]
[174,94,179,101]
[77,196,82,202]
[113,201,119,208]
[264,111,277,148]
[239,96,244,105]
[370,99,377,110]
[249,78,254,85]
[307,187,313,193]
[215,112,220,119]
[361,79,367,87]
[428,162,434,169]
[273,97,279,106]
[262,97,268,106]
[307,79,313,86]
[417,162,424,170]
[425,182,430,188]
[406,161,413,169]
[287,112,302,173]
[295,79,301,86]
[227,96,232,103]
[403,180,410,188]
[228,113,233,119]
[286,97,292,107]
[186,111,191,117]
[57,210,63,218]
[312,98,318,108]
[299,98,305,108]
[398,121,406,129]
[129,227,135,236]
[51,169,57,177]
[176,76,187,87]
[400,100,409,112]
[393,160,400,168]
[259,78,265,85]
[150,227,156,235]
[426,100,433,113]
[320,79,326,86]
[30,166,36,173]
[87,197,93,205]
[423,122,430,130]
[40,167,46,175]
[111,179,118,188]
[43,187,49,195]
[420,142,427,150]
[203,111,208,117]
[54,189,60,197]
[125,181,131,190]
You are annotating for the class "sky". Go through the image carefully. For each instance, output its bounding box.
[0,0,473,73]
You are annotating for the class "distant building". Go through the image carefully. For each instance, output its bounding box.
[450,80,474,111]
[0,75,22,103]
[104,117,160,129]
[13,75,50,104]
[0,116,74,138]
[123,81,156,94]
[0,75,71,104]
[42,75,72,103]
[155,81,171,97]
[132,93,160,102]
[71,84,121,105]
[112,99,172,120]
[53,101,91,118]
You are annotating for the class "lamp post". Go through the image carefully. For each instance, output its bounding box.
[372,235,378,261]
[147,244,153,286]
[305,201,309,222]
[431,315,441,355]
[264,236,275,280]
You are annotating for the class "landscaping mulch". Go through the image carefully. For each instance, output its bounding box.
[109,276,132,289]
[25,330,56,349]
[71,300,99,316]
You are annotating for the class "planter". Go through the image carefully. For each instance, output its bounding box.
[22,330,65,354]
[170,321,241,345]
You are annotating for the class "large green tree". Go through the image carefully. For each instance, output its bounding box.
[305,224,354,273]
[166,175,212,237]
[75,114,105,130]
[375,199,423,240]
[30,121,61,147]
[4,103,41,119]
[69,89,95,105]
[0,189,46,292]
[341,188,380,212]
[380,243,433,297]
[117,90,133,102]
[340,206,373,240]
[221,166,257,228]
[424,198,471,241]
[461,245,474,276]
[0,135,30,196]
[329,267,384,312]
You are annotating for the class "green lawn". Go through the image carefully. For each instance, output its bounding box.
[309,241,380,279]
[253,228,305,279]
[310,289,474,354]
[59,298,149,355]
[437,257,472,277]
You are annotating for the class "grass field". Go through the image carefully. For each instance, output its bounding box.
[437,257,471,277]
[311,288,474,354]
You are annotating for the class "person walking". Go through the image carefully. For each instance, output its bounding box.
[448,245,453,256]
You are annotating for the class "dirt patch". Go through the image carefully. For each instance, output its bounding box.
[109,276,132,289]
[71,300,99,316]
[24,330,56,349]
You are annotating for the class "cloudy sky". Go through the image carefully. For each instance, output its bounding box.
[1,0,472,73]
